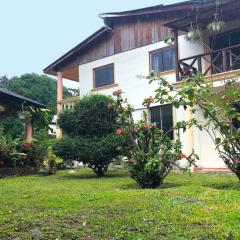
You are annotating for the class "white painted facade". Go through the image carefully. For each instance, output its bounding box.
[78,35,226,170]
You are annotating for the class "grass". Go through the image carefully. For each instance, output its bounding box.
[0,170,240,240]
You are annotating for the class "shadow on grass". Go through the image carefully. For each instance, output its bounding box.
[58,170,129,180]
[120,182,186,190]
[203,182,240,191]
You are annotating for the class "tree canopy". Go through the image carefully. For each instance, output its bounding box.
[0,73,74,138]
[0,73,72,114]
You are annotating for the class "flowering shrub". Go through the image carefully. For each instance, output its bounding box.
[113,90,196,188]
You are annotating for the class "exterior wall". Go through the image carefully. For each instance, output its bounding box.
[78,35,226,170]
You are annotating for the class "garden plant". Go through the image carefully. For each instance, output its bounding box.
[54,94,127,177]
[112,89,197,188]
[150,72,240,181]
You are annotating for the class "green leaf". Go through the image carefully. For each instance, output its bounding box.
[215,138,221,145]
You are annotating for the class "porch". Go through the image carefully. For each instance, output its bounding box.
[166,0,240,82]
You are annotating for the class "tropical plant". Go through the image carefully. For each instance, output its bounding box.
[112,89,196,188]
[43,147,63,174]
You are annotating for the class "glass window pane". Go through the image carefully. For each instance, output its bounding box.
[163,48,176,71]
[151,47,175,72]
[94,64,114,88]
[150,104,173,139]
[151,50,164,72]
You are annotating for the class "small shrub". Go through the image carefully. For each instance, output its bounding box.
[54,134,126,176]
[43,147,63,174]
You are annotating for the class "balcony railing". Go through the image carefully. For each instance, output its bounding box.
[177,44,240,81]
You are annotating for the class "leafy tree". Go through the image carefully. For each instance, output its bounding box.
[0,73,73,137]
[0,73,72,114]
[151,72,240,181]
[55,94,125,176]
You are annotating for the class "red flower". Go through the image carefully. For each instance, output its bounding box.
[179,153,187,159]
[0,161,4,166]
[143,124,150,129]
[115,129,123,135]
[128,157,135,164]
[149,96,154,103]
[113,89,123,96]
[107,103,113,109]
[21,155,28,159]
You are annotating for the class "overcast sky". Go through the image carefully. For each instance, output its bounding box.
[0,0,181,88]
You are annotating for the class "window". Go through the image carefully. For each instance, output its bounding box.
[150,104,173,139]
[150,47,176,73]
[94,64,114,88]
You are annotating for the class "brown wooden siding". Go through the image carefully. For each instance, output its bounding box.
[78,32,114,65]
[76,15,180,66]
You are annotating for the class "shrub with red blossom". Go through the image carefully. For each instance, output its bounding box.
[112,89,197,188]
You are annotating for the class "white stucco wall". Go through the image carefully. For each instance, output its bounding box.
[78,36,225,170]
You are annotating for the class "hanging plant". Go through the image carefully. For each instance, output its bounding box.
[163,36,174,45]
[207,20,225,33]
[185,27,202,43]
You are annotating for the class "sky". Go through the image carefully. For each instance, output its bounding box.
[0,0,181,88]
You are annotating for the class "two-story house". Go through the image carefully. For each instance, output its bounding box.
[44,0,240,172]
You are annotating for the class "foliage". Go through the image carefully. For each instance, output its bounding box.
[59,94,118,136]
[0,132,49,169]
[207,20,225,32]
[0,74,73,138]
[0,74,72,115]
[54,134,126,175]
[185,26,202,43]
[57,94,126,176]
[0,136,23,168]
[112,89,196,188]
[151,72,240,181]
[1,170,240,239]
[43,147,63,174]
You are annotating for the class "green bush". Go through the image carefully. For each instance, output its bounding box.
[55,94,127,176]
[58,94,117,137]
[54,134,126,175]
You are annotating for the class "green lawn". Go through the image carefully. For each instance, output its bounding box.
[0,170,240,240]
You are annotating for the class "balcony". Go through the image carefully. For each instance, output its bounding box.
[61,96,80,110]
[177,44,240,81]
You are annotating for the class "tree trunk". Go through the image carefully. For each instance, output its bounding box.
[93,165,104,177]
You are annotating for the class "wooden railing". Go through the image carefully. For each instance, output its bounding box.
[177,44,240,81]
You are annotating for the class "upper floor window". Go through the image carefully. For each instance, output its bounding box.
[94,64,114,88]
[150,47,176,73]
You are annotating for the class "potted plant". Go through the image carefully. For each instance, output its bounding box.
[207,20,225,32]
[185,26,202,43]
[163,36,174,45]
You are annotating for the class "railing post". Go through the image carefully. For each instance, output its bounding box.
[222,50,227,72]
[174,30,180,81]
[197,56,202,74]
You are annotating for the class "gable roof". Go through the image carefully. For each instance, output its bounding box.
[43,0,209,79]
[99,1,201,19]
[0,88,46,108]
[44,27,110,76]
